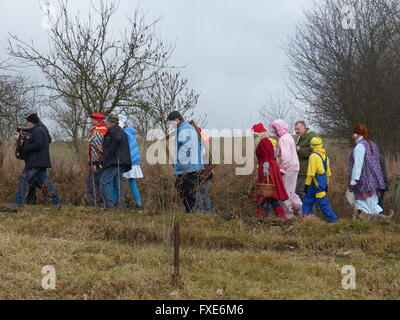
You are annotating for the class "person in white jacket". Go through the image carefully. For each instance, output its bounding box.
[348,124,385,214]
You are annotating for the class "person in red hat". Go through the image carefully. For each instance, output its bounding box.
[251,123,288,220]
[87,113,108,206]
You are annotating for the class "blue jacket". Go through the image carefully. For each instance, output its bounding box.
[124,127,141,165]
[173,121,204,175]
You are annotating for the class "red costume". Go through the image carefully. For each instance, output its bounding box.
[254,138,288,201]
[251,123,288,219]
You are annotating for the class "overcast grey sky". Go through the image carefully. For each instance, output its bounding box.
[0,0,315,131]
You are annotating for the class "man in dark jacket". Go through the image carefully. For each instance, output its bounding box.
[294,121,317,200]
[23,108,52,204]
[11,114,60,208]
[100,114,132,208]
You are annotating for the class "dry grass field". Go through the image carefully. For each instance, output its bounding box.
[0,137,399,299]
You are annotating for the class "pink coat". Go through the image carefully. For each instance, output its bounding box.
[269,119,299,174]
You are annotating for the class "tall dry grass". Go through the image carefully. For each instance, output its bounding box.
[0,137,399,219]
[1,138,400,299]
[0,207,400,299]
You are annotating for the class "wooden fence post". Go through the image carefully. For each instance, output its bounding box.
[172,223,180,283]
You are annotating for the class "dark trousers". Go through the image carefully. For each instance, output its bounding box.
[26,184,37,204]
[86,166,103,206]
[378,190,386,213]
[295,177,306,200]
[175,172,199,213]
[15,168,60,205]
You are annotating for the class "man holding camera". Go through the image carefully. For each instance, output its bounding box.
[10,113,60,209]
[22,108,52,204]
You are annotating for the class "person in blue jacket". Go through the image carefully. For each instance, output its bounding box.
[117,115,144,211]
[167,111,204,213]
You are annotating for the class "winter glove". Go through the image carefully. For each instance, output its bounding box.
[263,162,270,176]
[350,179,358,186]
[304,184,309,194]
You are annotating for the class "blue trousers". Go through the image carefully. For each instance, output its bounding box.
[100,166,124,208]
[196,179,212,213]
[15,168,60,205]
[302,191,338,222]
[128,179,142,206]
[111,178,142,206]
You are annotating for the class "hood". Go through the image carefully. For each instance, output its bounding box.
[313,148,327,160]
[269,119,289,137]
[124,126,136,136]
[305,130,316,137]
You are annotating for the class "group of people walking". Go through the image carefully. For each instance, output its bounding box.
[86,113,143,210]
[11,111,144,211]
[252,120,388,222]
[9,110,389,222]
[9,109,213,214]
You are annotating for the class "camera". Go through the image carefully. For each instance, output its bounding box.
[16,126,29,133]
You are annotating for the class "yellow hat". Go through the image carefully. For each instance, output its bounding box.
[310,137,323,149]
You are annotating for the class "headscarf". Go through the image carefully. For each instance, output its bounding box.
[269,119,289,137]
[119,114,128,128]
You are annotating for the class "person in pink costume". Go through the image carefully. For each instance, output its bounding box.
[269,119,302,217]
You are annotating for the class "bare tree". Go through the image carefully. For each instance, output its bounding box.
[259,93,300,133]
[7,0,174,147]
[47,94,89,151]
[0,74,37,139]
[286,0,400,150]
[130,70,200,137]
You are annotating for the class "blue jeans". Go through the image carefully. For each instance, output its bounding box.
[100,166,124,208]
[15,168,60,205]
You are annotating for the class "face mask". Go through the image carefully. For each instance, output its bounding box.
[170,120,178,128]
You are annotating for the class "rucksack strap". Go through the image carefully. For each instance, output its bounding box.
[313,152,327,173]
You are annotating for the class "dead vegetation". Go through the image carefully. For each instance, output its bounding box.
[0,139,399,299]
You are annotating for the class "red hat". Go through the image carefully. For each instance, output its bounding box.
[251,123,267,133]
[90,113,106,122]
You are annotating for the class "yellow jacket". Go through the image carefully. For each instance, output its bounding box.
[305,148,332,186]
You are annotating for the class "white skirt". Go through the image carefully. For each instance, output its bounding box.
[354,193,383,214]
[123,165,144,179]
